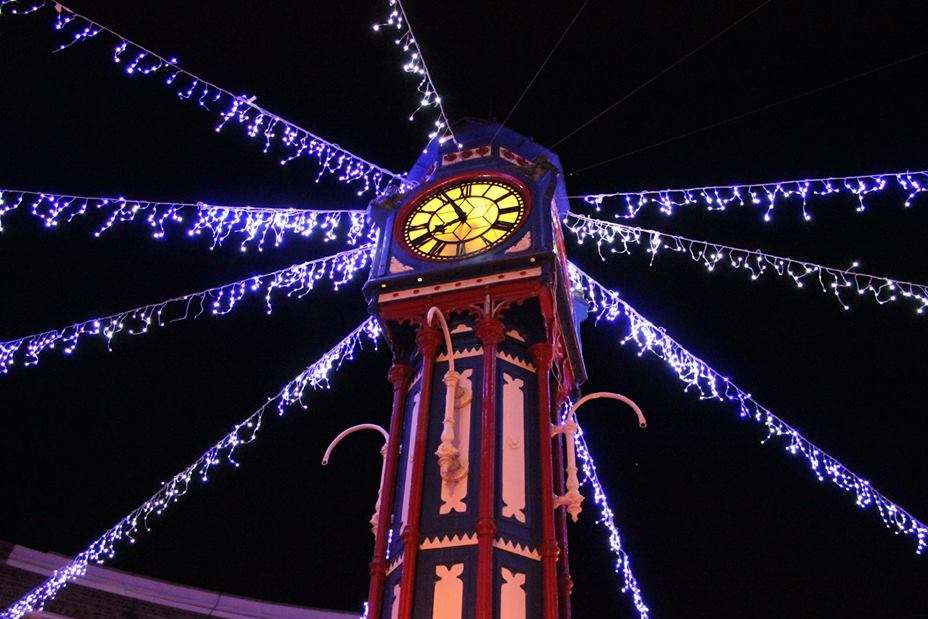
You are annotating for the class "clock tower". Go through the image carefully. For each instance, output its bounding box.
[362,119,587,619]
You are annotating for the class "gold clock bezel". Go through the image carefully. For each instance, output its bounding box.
[395,174,531,262]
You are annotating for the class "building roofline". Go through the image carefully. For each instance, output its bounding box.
[3,542,357,618]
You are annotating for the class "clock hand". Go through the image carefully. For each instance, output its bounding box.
[442,192,467,221]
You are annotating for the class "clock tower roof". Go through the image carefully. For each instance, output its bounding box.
[404,119,569,218]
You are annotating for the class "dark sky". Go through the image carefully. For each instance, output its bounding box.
[2,1,928,617]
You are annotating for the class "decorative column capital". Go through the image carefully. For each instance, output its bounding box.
[387,363,412,389]
[529,342,554,369]
[475,317,505,347]
[415,324,442,357]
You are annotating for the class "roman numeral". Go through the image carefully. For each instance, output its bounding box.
[407,223,429,231]
[497,206,521,214]
[411,233,432,247]
[460,184,472,197]
[491,220,515,231]
[428,241,447,257]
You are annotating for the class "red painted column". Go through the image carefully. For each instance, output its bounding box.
[398,326,441,618]
[530,342,560,619]
[553,429,574,619]
[475,316,505,619]
[367,362,412,619]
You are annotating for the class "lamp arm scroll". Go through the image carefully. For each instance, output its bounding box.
[552,392,647,522]
[322,423,390,536]
[428,306,467,484]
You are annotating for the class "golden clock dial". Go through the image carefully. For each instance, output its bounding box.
[401,179,527,260]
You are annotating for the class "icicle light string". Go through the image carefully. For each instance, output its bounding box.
[1,2,407,196]
[564,212,928,314]
[0,188,374,251]
[0,317,382,619]
[373,0,460,150]
[566,406,650,619]
[0,245,374,375]
[568,263,928,555]
[574,169,928,223]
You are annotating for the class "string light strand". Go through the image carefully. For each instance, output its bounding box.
[564,212,928,314]
[0,188,374,251]
[569,263,928,555]
[3,1,407,195]
[569,409,650,618]
[574,169,928,222]
[373,0,460,149]
[0,245,374,375]
[0,317,382,619]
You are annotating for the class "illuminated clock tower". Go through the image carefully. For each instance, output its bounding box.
[362,119,587,619]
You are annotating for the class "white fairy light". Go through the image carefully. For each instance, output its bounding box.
[0,188,376,251]
[569,263,928,555]
[3,2,408,196]
[565,403,650,619]
[372,0,461,150]
[0,317,382,619]
[0,245,374,374]
[564,212,928,314]
[574,170,927,222]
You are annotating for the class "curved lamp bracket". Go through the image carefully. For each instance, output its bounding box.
[427,306,468,487]
[553,391,647,522]
[321,423,389,537]
[322,423,389,466]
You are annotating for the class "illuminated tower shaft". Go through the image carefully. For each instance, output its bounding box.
[363,120,587,619]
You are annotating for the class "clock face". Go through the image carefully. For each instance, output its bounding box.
[400,179,527,260]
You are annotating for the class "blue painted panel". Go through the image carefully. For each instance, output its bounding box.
[493,552,544,618]
[413,546,477,619]
[494,346,541,548]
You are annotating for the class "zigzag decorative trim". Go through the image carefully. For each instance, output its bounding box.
[387,553,404,576]
[497,350,536,372]
[437,347,483,363]
[493,538,541,561]
[420,533,478,550]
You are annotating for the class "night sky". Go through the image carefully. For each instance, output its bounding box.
[2,1,928,617]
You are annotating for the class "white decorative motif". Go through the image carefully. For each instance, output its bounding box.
[501,373,526,523]
[500,568,527,619]
[420,533,478,550]
[432,564,464,619]
[493,538,541,561]
[506,329,525,342]
[390,583,401,619]
[449,323,472,334]
[389,256,414,273]
[504,231,532,254]
[439,369,473,514]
